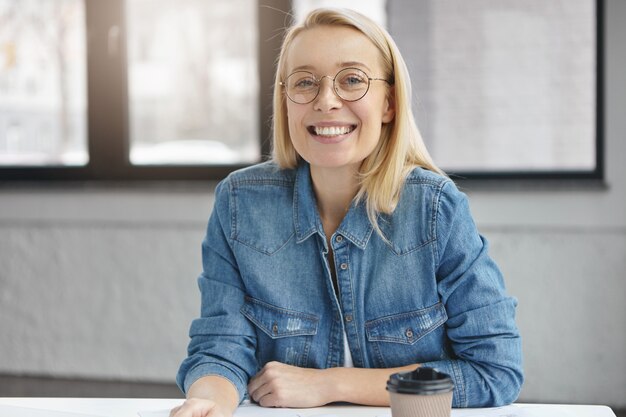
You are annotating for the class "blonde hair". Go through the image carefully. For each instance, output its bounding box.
[271,8,445,234]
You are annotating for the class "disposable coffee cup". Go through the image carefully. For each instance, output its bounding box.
[386,367,454,417]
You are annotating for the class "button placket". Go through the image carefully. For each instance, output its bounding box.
[331,232,360,365]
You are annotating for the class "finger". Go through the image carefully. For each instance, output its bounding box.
[169,405,180,417]
[169,399,217,417]
[248,364,273,395]
[247,373,262,395]
[258,391,284,408]
[249,377,275,404]
[247,374,263,398]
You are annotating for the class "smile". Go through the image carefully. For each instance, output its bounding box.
[307,125,356,137]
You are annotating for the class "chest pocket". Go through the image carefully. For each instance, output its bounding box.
[241,296,319,368]
[365,302,448,368]
[231,183,295,255]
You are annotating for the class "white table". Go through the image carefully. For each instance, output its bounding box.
[0,398,617,417]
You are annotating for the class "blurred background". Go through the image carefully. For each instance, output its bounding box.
[0,0,624,414]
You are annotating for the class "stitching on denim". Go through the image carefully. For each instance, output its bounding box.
[231,177,294,186]
[326,322,336,368]
[451,360,466,407]
[366,316,446,344]
[185,361,247,399]
[342,249,365,366]
[366,302,445,325]
[240,310,318,339]
[404,176,447,187]
[375,179,449,255]
[299,332,314,367]
[381,235,436,256]
[229,177,297,254]
[432,180,450,269]
[243,296,320,321]
[227,162,295,188]
[365,303,447,344]
[227,181,238,241]
[293,170,318,242]
[233,232,295,256]
[338,225,372,250]
[372,338,388,368]
[376,223,434,255]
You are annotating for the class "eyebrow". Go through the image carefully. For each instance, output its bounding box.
[291,61,373,73]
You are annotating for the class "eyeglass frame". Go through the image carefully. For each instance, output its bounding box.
[279,67,392,105]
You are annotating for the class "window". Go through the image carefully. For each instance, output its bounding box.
[0,0,88,167]
[388,0,602,180]
[292,0,387,27]
[126,0,259,166]
[1,0,602,182]
[295,0,603,181]
[0,0,289,180]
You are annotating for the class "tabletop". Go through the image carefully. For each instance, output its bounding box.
[0,398,617,417]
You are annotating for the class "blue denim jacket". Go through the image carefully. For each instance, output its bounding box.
[177,161,523,407]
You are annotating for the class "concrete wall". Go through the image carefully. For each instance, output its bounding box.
[1,0,624,409]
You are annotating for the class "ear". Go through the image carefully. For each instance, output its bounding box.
[382,86,396,123]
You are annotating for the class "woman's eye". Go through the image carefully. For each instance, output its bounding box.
[341,75,366,87]
[294,79,316,89]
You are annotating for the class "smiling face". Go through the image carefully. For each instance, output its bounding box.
[284,25,395,174]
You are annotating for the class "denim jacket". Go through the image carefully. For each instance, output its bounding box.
[177,161,523,408]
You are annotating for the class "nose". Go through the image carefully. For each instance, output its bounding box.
[313,76,342,112]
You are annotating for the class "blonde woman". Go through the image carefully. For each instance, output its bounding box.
[171,8,523,417]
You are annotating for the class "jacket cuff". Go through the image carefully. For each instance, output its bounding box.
[419,359,466,408]
[183,362,248,404]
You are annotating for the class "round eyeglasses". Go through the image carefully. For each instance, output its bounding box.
[280,67,391,105]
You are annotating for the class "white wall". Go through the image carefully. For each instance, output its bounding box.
[0,188,211,381]
[0,0,624,408]
[466,0,626,406]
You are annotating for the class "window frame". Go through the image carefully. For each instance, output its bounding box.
[0,0,603,184]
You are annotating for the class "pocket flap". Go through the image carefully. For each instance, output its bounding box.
[365,302,447,345]
[240,296,319,339]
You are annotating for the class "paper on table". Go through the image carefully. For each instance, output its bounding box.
[138,403,301,417]
[455,405,575,417]
[376,404,576,417]
[0,404,101,417]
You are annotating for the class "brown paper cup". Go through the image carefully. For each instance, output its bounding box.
[388,390,453,417]
[387,367,454,417]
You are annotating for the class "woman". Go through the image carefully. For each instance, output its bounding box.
[171,8,523,417]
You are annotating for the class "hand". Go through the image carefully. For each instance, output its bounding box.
[169,398,233,417]
[247,361,332,408]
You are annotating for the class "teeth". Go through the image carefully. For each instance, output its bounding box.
[314,126,353,136]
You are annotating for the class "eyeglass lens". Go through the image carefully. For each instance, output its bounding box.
[284,68,371,104]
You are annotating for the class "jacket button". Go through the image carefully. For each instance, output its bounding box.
[345,314,353,322]
[405,328,414,339]
[340,263,348,270]
[335,235,343,243]
[272,323,279,334]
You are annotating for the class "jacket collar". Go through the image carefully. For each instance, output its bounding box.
[293,162,373,250]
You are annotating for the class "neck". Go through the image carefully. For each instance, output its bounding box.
[310,165,360,235]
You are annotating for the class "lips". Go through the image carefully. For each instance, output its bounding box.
[307,124,357,137]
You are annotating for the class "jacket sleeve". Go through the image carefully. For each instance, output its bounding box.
[420,180,524,408]
[176,179,258,404]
